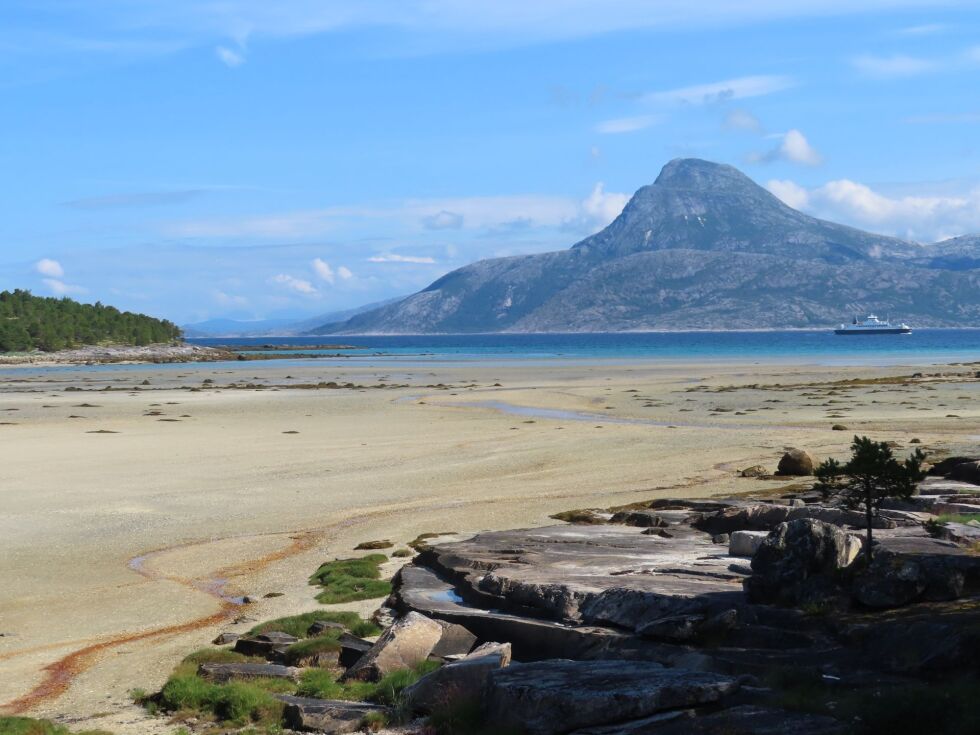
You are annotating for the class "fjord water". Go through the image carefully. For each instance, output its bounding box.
[188,329,980,366]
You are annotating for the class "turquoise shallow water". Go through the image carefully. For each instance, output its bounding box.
[187,330,980,367]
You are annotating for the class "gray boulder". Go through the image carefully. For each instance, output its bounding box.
[853,549,965,608]
[430,620,477,658]
[308,620,347,637]
[740,465,769,477]
[342,611,443,681]
[278,695,387,733]
[949,460,980,485]
[198,662,300,683]
[403,642,511,713]
[728,530,769,557]
[777,449,817,476]
[610,510,669,527]
[744,519,861,604]
[233,631,298,658]
[483,660,739,735]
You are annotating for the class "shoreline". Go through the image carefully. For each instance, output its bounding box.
[0,355,976,732]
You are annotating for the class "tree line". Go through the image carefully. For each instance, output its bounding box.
[0,289,182,352]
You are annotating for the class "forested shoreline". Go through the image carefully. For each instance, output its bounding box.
[0,289,181,352]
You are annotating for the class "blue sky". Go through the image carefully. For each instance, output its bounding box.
[2,1,980,324]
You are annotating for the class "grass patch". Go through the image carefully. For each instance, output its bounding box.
[391,548,413,558]
[354,539,393,550]
[309,555,391,604]
[937,513,980,525]
[294,659,440,706]
[0,718,113,735]
[158,676,284,726]
[249,610,380,639]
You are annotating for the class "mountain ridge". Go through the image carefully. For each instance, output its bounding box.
[312,159,980,333]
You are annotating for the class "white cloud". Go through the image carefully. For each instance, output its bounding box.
[422,210,464,229]
[581,183,629,224]
[35,258,64,278]
[595,114,663,134]
[215,45,245,66]
[337,265,353,279]
[312,257,335,283]
[749,129,822,167]
[368,254,436,264]
[270,273,317,293]
[893,23,947,36]
[852,53,937,77]
[214,290,248,306]
[723,109,764,133]
[42,278,86,296]
[643,75,795,106]
[766,179,811,210]
[766,177,980,242]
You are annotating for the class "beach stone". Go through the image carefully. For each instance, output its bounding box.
[483,660,739,735]
[831,424,848,431]
[278,694,387,733]
[729,530,769,557]
[308,620,347,637]
[777,449,817,476]
[233,631,298,657]
[198,662,300,683]
[403,642,511,713]
[744,520,861,605]
[949,460,980,485]
[610,510,669,527]
[342,611,443,681]
[430,620,477,658]
[741,465,769,477]
[212,632,239,645]
[338,633,373,669]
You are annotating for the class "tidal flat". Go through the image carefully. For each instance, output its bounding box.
[0,357,977,732]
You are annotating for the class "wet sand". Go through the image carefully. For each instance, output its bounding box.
[0,357,977,732]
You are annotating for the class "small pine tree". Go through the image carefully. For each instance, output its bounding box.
[814,436,926,559]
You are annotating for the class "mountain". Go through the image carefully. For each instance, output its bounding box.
[320,159,980,333]
[184,298,404,337]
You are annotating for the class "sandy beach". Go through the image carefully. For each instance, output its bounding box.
[0,356,977,733]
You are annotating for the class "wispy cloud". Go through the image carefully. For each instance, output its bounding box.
[422,210,464,230]
[312,257,335,283]
[595,114,663,134]
[215,45,245,66]
[368,254,436,264]
[723,109,764,133]
[642,75,795,106]
[63,189,204,209]
[904,111,980,124]
[42,278,87,296]
[851,53,937,77]
[270,273,317,294]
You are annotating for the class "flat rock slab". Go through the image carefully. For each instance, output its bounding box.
[571,705,846,735]
[420,524,746,630]
[198,662,300,683]
[278,695,387,733]
[484,659,738,735]
[233,631,298,658]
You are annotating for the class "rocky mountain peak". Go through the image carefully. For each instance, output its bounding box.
[652,158,757,192]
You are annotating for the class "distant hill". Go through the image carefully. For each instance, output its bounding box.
[184,298,406,337]
[0,289,182,352]
[323,159,980,333]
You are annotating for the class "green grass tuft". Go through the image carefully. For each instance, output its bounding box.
[248,610,380,639]
[309,555,391,604]
[0,717,114,735]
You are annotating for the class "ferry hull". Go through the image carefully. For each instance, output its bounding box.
[834,328,912,335]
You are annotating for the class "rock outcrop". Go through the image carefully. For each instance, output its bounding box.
[483,660,739,735]
[777,449,817,476]
[744,519,861,605]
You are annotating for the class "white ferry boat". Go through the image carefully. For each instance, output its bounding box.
[834,314,912,335]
